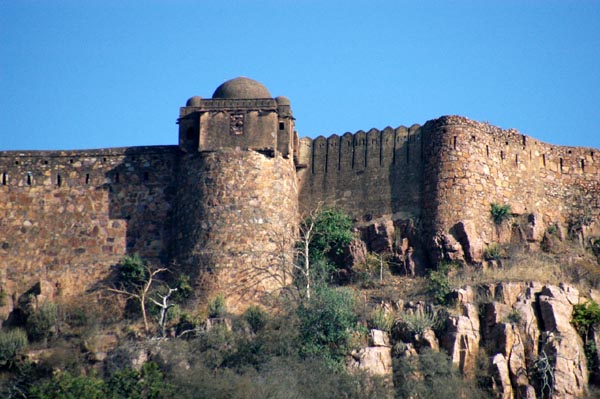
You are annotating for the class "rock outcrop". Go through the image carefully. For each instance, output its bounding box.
[377,282,596,399]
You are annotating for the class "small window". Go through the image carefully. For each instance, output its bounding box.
[85,174,90,184]
[56,174,62,187]
[2,173,7,185]
[186,127,194,140]
[279,122,285,130]
[26,173,32,186]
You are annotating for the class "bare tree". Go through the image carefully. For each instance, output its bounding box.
[106,265,168,335]
[149,287,178,337]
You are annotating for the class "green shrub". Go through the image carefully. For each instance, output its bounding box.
[427,263,454,305]
[572,300,600,337]
[208,293,226,318]
[29,371,106,399]
[297,286,357,366]
[504,309,523,325]
[117,254,148,289]
[243,305,267,333]
[483,243,503,260]
[395,348,492,399]
[106,361,173,399]
[370,306,395,332]
[26,302,60,342]
[490,203,511,225]
[0,328,28,367]
[303,207,353,269]
[399,308,441,335]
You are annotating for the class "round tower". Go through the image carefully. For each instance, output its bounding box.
[173,78,299,312]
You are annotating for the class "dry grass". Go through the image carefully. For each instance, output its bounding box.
[450,252,564,288]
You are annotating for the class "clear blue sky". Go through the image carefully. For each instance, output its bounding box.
[1,0,599,151]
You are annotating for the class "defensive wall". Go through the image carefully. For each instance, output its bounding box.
[0,146,178,299]
[297,124,424,223]
[1,77,599,312]
[298,115,600,262]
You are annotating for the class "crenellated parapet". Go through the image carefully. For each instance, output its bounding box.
[297,124,423,223]
[1,78,600,313]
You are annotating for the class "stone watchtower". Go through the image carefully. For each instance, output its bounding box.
[173,77,299,311]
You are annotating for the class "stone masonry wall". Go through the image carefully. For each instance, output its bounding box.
[172,149,298,312]
[422,116,600,260]
[297,125,423,223]
[0,146,178,298]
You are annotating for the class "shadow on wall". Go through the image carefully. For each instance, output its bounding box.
[104,147,179,268]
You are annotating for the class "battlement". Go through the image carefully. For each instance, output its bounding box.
[301,124,423,175]
[1,78,599,311]
[0,146,178,188]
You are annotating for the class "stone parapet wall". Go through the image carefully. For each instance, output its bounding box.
[0,146,178,298]
[298,125,423,222]
[422,116,600,257]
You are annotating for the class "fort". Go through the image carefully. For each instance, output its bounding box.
[1,77,599,309]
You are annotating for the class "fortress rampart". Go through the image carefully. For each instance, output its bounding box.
[1,77,599,312]
[0,146,178,298]
[297,124,423,223]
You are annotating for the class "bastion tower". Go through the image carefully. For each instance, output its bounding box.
[172,77,300,310]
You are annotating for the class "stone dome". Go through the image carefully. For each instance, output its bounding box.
[186,96,202,107]
[275,96,291,105]
[212,77,272,99]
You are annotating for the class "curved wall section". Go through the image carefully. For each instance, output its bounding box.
[173,149,298,311]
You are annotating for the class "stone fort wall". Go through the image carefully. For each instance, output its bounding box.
[297,124,424,223]
[0,146,178,299]
[422,116,600,260]
[171,149,298,312]
[298,115,600,261]
[1,113,599,306]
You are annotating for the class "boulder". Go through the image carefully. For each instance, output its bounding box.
[481,301,511,342]
[369,329,391,347]
[538,285,588,399]
[440,303,480,376]
[364,220,395,253]
[414,328,439,352]
[450,220,485,263]
[495,282,525,307]
[83,333,119,363]
[517,384,537,399]
[345,237,368,269]
[348,347,393,377]
[490,353,514,399]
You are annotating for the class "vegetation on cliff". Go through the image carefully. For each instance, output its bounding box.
[3,206,600,398]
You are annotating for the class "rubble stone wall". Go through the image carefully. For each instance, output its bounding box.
[422,116,600,249]
[0,146,178,297]
[171,149,299,311]
[297,125,424,222]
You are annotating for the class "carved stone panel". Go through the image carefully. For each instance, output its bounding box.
[230,113,245,135]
